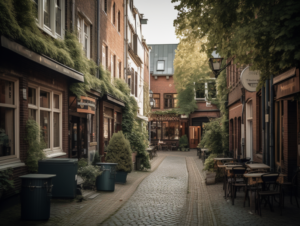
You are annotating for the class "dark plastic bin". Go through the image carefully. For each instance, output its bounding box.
[96,163,117,191]
[20,174,56,221]
[38,158,78,198]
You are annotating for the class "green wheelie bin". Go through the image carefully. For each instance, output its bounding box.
[96,163,117,191]
[20,174,56,221]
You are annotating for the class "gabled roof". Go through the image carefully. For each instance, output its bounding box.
[149,44,178,76]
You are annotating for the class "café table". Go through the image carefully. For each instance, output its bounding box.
[213,158,234,169]
[245,163,270,171]
[243,172,286,213]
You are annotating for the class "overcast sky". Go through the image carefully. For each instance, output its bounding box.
[134,0,179,45]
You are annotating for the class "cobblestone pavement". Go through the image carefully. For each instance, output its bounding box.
[193,155,300,226]
[102,156,188,226]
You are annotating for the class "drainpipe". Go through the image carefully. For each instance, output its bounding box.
[97,0,101,78]
[148,48,151,143]
[261,86,265,164]
[241,89,245,160]
[124,0,128,81]
[265,79,270,166]
[270,75,275,172]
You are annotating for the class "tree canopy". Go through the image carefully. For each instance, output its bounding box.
[172,0,300,89]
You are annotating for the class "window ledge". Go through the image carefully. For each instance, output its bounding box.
[46,151,67,158]
[0,161,26,171]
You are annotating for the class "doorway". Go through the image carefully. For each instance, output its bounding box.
[70,116,87,159]
[189,126,201,148]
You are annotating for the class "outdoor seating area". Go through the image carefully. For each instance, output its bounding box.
[150,141,180,152]
[212,157,300,217]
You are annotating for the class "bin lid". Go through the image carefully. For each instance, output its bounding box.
[39,158,78,163]
[19,174,56,179]
[96,162,118,166]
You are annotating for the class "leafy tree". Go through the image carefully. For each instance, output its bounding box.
[172,0,300,89]
[173,35,212,115]
[106,131,133,172]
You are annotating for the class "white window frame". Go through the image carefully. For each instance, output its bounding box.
[35,0,65,39]
[77,16,91,59]
[0,76,19,161]
[195,79,217,100]
[28,84,63,158]
[157,60,165,71]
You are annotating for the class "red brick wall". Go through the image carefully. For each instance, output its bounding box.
[100,0,124,79]
[150,75,177,111]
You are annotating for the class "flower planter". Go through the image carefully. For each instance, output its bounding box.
[115,171,128,184]
[205,171,216,185]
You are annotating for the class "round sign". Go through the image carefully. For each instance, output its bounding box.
[240,66,260,92]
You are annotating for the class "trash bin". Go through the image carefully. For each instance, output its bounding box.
[38,158,78,198]
[20,174,56,221]
[95,163,117,191]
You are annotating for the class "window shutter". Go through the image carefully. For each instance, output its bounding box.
[135,72,137,97]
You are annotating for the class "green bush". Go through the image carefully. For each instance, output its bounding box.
[78,158,88,169]
[106,131,133,172]
[0,168,15,192]
[78,165,102,189]
[92,151,101,166]
[25,119,46,173]
[179,135,188,149]
[203,154,217,172]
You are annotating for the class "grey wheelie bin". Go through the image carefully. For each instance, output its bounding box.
[20,174,56,221]
[96,163,117,191]
[38,158,78,198]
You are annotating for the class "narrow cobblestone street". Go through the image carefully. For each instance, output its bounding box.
[1,151,300,226]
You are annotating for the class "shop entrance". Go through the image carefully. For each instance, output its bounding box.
[70,116,87,159]
[189,126,201,149]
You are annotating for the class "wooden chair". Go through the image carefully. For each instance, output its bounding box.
[256,173,282,216]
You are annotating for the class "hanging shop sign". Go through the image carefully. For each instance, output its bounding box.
[240,66,260,92]
[274,69,300,99]
[77,96,96,114]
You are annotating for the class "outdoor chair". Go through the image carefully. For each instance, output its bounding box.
[239,158,251,165]
[256,173,282,216]
[223,162,243,197]
[282,169,300,208]
[230,166,248,205]
[171,143,177,151]
[152,146,158,157]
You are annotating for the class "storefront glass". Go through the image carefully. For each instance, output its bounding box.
[151,120,180,140]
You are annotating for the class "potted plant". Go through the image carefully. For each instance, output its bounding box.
[106,131,132,184]
[179,135,188,151]
[0,168,15,199]
[203,154,217,184]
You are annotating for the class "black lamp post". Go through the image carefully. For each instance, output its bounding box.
[149,90,155,108]
[209,53,232,78]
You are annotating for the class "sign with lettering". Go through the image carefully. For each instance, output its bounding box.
[77,96,96,114]
[240,66,260,92]
[274,69,300,99]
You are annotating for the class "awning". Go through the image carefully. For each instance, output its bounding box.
[103,94,125,107]
[136,114,149,122]
[1,36,84,82]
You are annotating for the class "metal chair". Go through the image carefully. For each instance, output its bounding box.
[256,173,282,216]
[230,166,248,205]
[282,169,299,208]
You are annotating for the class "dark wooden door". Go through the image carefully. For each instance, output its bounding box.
[189,126,201,148]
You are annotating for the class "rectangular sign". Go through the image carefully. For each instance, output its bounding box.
[274,69,300,99]
[273,67,296,85]
[77,96,96,114]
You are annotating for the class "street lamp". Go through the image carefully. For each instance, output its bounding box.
[208,51,232,78]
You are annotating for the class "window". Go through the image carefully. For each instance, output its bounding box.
[153,94,160,109]
[77,17,90,59]
[114,112,122,133]
[0,78,19,159]
[164,94,177,109]
[102,0,108,13]
[112,3,116,25]
[35,0,65,38]
[135,72,138,97]
[119,62,122,78]
[195,83,205,98]
[127,74,132,92]
[118,11,121,32]
[28,86,62,156]
[151,121,179,140]
[195,80,216,99]
[102,44,107,69]
[157,60,165,71]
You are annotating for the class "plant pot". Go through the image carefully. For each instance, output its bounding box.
[205,171,216,185]
[115,171,128,184]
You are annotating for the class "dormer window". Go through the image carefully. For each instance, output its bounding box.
[157,60,165,71]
